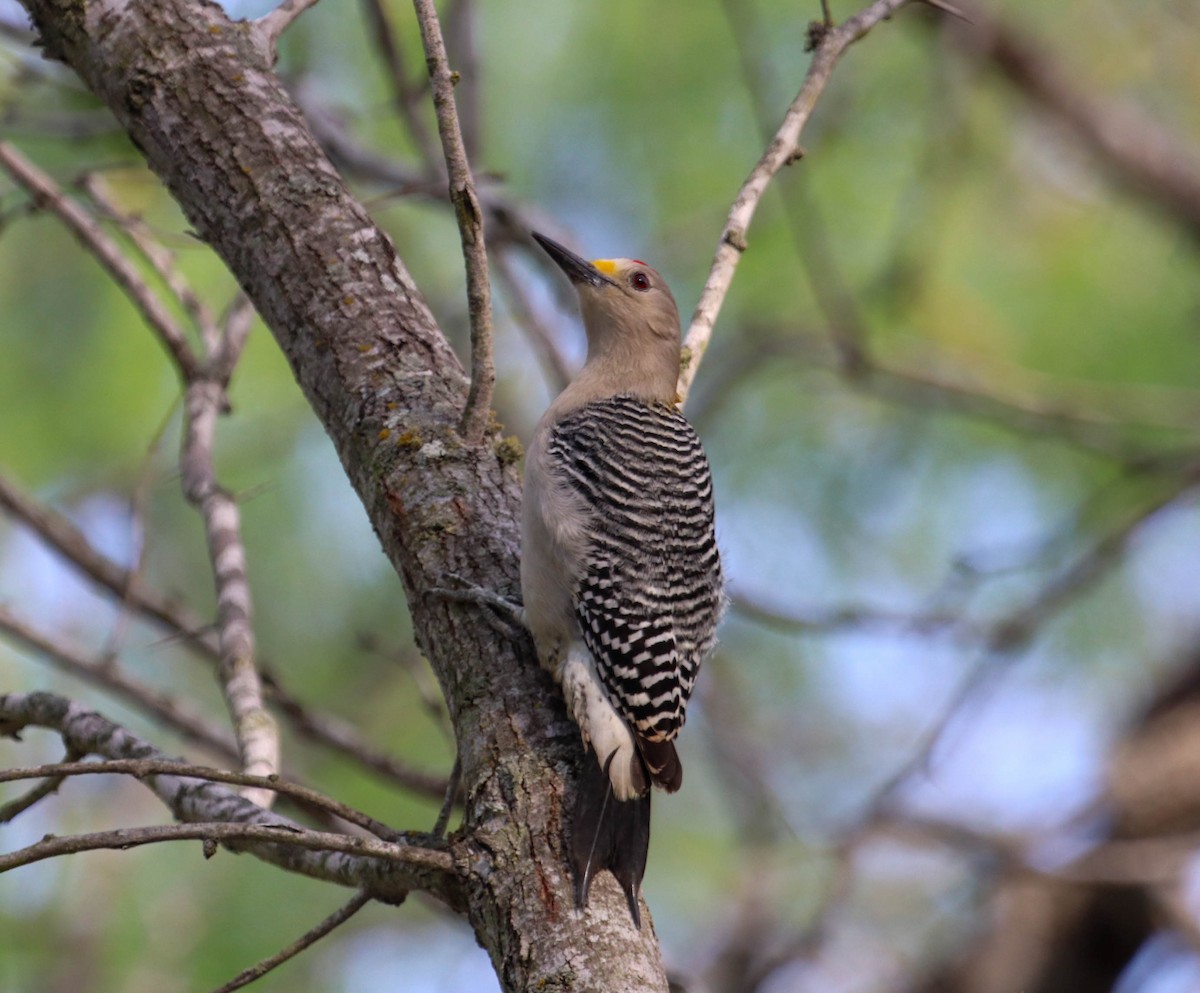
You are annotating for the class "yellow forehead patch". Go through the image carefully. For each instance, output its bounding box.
[592,258,618,276]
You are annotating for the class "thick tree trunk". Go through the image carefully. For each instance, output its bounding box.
[15,0,668,988]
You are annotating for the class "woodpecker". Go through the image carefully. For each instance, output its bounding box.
[522,231,723,926]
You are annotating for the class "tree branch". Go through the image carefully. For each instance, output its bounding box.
[412,0,496,442]
[946,2,1200,242]
[180,375,279,805]
[255,0,323,62]
[678,0,915,403]
[0,691,458,904]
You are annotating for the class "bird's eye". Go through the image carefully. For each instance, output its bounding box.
[630,271,651,292]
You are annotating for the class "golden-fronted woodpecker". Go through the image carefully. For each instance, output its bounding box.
[523,231,724,926]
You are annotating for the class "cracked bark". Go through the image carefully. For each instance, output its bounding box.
[14,0,667,988]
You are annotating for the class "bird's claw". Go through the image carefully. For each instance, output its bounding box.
[427,574,526,641]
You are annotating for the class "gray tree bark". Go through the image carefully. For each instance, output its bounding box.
[14,0,668,988]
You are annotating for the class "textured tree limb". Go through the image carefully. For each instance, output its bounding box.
[412,0,495,443]
[678,0,916,403]
[206,890,373,993]
[0,820,447,876]
[0,692,458,904]
[0,470,446,799]
[180,376,279,805]
[15,1,666,986]
[0,140,198,378]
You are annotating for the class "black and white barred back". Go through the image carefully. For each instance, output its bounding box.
[547,394,723,743]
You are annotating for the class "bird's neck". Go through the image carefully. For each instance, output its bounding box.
[556,336,680,414]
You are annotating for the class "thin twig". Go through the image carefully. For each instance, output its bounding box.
[0,141,199,378]
[0,749,81,824]
[1,692,457,904]
[255,0,323,61]
[729,589,963,638]
[0,820,451,875]
[206,890,374,993]
[213,294,257,381]
[412,0,496,442]
[0,759,403,842]
[678,0,914,403]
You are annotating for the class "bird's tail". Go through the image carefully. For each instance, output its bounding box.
[572,750,652,928]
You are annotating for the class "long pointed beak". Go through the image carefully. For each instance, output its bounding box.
[532,231,616,288]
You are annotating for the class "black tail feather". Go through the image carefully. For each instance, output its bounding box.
[637,736,682,793]
[571,750,651,928]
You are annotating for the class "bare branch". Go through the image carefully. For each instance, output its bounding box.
[213,293,257,382]
[729,588,963,638]
[0,691,459,904]
[0,759,404,841]
[254,0,323,62]
[206,890,373,993]
[412,0,495,442]
[181,377,278,804]
[0,749,80,824]
[0,820,447,876]
[678,0,914,403]
[0,141,199,377]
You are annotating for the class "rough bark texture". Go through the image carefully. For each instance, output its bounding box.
[15,0,667,988]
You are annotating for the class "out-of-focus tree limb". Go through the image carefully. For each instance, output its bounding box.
[943,3,1200,241]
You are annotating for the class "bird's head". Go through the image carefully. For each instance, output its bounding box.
[532,231,682,403]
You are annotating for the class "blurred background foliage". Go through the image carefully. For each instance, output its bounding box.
[3,0,1200,991]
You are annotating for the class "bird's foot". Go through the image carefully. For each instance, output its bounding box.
[427,574,526,641]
